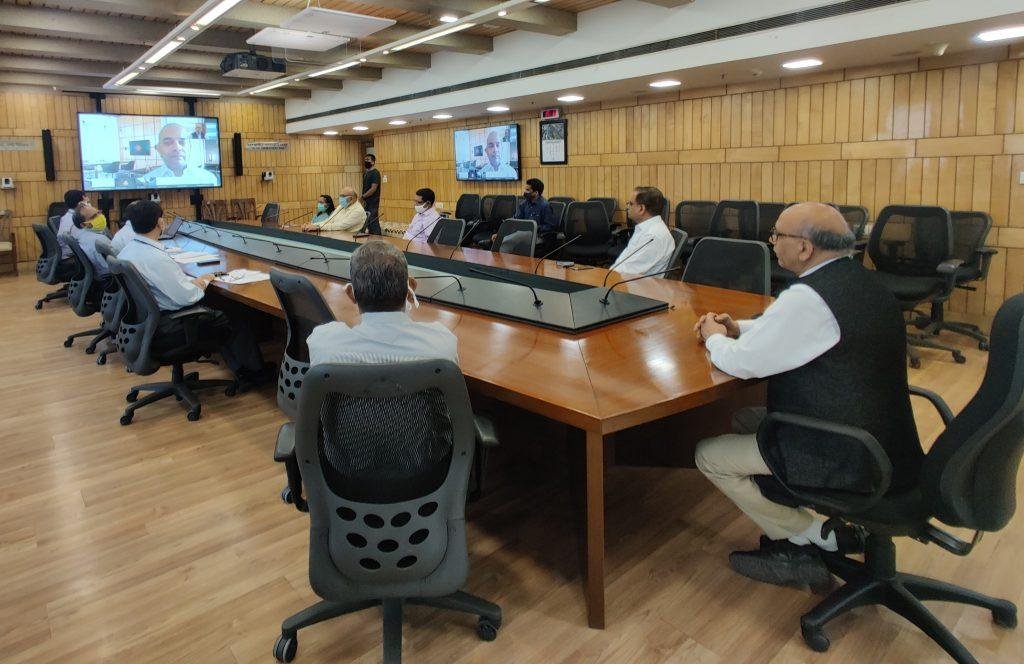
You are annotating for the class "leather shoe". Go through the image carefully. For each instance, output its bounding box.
[729,538,831,589]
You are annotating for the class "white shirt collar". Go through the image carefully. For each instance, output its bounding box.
[134,235,164,249]
[798,255,848,278]
[359,311,411,324]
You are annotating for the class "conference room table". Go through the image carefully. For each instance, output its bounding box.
[174,224,772,629]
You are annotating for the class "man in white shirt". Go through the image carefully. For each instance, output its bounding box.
[110,201,139,254]
[692,202,920,589]
[302,187,365,233]
[308,240,458,366]
[609,187,675,276]
[402,188,442,243]
[479,130,518,180]
[117,201,272,385]
[139,123,219,187]
[57,189,99,260]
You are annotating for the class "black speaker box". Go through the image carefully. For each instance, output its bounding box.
[42,129,56,181]
[232,132,243,176]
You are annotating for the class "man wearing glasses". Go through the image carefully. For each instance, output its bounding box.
[692,202,921,590]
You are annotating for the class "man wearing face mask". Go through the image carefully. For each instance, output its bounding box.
[608,186,675,276]
[403,188,441,241]
[306,240,458,365]
[302,187,365,232]
[361,153,382,235]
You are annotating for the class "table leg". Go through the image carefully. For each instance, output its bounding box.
[584,428,606,629]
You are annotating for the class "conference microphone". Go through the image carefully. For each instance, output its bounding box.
[199,225,222,238]
[602,237,654,286]
[599,266,683,305]
[468,267,543,308]
[278,208,316,229]
[403,219,435,251]
[532,234,582,274]
[237,235,284,253]
[447,220,483,259]
[412,273,466,292]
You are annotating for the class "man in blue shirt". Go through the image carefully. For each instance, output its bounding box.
[515,178,556,235]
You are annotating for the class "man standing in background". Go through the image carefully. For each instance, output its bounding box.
[361,153,382,235]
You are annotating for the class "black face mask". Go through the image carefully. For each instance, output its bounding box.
[364,161,373,169]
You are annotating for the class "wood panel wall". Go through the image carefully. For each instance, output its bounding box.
[374,50,1024,316]
[0,90,363,267]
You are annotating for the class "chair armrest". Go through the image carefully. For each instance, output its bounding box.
[908,385,954,425]
[473,413,499,448]
[274,422,295,462]
[757,412,893,515]
[166,305,215,320]
[975,246,998,280]
[936,258,964,275]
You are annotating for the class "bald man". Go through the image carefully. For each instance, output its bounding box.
[303,187,365,232]
[480,130,517,179]
[140,123,218,186]
[693,202,922,589]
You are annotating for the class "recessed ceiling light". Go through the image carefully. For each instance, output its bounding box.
[557,94,584,102]
[196,0,245,27]
[439,15,458,23]
[323,130,339,135]
[977,26,1024,42]
[486,105,510,112]
[383,49,390,55]
[353,125,369,131]
[782,58,823,69]
[433,113,453,119]
[116,72,140,85]
[649,79,680,88]
[534,0,549,3]
[360,58,367,62]
[190,24,200,31]
[388,119,407,125]
[498,10,507,17]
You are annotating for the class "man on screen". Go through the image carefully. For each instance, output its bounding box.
[479,130,518,180]
[139,123,218,187]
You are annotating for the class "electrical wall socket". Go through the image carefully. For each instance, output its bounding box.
[261,170,275,182]
[382,174,388,183]
[0,176,13,189]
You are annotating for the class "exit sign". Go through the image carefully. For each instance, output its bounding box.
[540,107,561,119]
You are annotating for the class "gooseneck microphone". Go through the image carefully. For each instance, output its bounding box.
[278,208,316,229]
[532,234,582,274]
[602,237,654,286]
[599,266,683,304]
[412,274,466,292]
[447,220,482,259]
[468,267,543,308]
[404,217,435,251]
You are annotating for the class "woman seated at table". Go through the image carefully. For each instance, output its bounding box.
[310,194,335,225]
[302,187,366,233]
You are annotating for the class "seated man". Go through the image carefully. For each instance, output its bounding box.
[608,186,675,276]
[117,201,273,386]
[70,211,115,299]
[302,187,365,233]
[402,188,442,242]
[57,189,100,260]
[110,201,140,254]
[515,178,556,237]
[308,240,458,365]
[693,202,922,588]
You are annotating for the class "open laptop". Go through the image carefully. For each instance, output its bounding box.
[159,215,185,241]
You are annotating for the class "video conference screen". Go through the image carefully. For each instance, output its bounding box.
[454,124,520,181]
[77,113,222,192]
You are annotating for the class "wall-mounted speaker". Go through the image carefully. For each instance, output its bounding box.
[42,129,56,181]
[232,132,243,176]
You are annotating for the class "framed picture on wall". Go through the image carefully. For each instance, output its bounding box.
[539,119,567,165]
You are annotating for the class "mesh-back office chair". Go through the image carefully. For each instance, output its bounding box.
[710,200,761,241]
[548,196,575,207]
[271,361,502,664]
[47,201,68,222]
[660,197,672,226]
[107,256,237,425]
[587,197,617,224]
[62,235,105,350]
[909,211,998,350]
[33,223,72,309]
[868,205,965,367]
[674,200,717,258]
[428,218,466,246]
[494,219,537,257]
[93,240,125,365]
[455,194,481,223]
[663,228,689,279]
[756,202,789,244]
[261,202,281,228]
[751,293,1024,663]
[548,201,567,233]
[270,268,337,512]
[682,237,771,295]
[837,204,870,239]
[561,201,613,265]
[47,214,61,234]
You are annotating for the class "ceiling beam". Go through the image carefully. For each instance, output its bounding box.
[358,0,577,37]
[0,72,309,99]
[360,52,432,70]
[374,24,493,54]
[636,0,695,7]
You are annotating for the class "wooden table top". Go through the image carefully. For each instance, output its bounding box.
[179,229,771,434]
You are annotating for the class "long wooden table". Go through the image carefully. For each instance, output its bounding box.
[174,226,771,628]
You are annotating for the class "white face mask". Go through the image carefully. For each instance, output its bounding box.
[405,285,419,313]
[414,203,427,214]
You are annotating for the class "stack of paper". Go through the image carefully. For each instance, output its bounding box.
[214,269,270,285]
[172,251,220,264]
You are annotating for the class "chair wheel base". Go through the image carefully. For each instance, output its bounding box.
[85,345,96,355]
[909,357,921,369]
[34,301,43,310]
[993,605,1017,629]
[63,338,73,348]
[187,407,201,422]
[953,351,966,364]
[979,341,990,351]
[97,354,107,366]
[273,633,297,663]
[801,624,830,652]
[477,617,500,641]
[120,413,133,426]
[126,389,139,403]
[280,486,294,504]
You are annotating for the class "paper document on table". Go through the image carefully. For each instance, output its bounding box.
[215,269,270,285]
[164,246,183,254]
[172,251,220,264]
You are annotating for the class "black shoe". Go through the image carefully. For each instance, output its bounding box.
[236,362,277,389]
[729,538,831,589]
[825,521,867,555]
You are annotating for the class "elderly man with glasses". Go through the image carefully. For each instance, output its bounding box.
[691,202,922,591]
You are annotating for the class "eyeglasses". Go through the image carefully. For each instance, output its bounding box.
[769,225,808,242]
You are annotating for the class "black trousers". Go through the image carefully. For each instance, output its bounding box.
[155,297,264,375]
[364,204,382,235]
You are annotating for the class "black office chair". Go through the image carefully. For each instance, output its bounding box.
[561,201,613,265]
[493,219,537,257]
[32,223,72,309]
[756,202,789,245]
[261,202,281,228]
[674,200,717,259]
[472,195,515,246]
[751,292,1024,663]
[93,240,125,365]
[107,256,237,425]
[587,197,617,225]
[548,201,567,234]
[663,228,689,279]
[47,214,62,234]
[836,204,870,240]
[47,201,68,223]
[548,196,575,208]
[710,200,761,241]
[270,268,337,512]
[682,237,771,295]
[428,218,466,246]
[910,211,997,351]
[868,205,965,367]
[271,360,502,664]
[62,235,105,350]
[454,194,481,223]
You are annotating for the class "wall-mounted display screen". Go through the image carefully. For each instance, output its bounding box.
[454,124,520,181]
[77,113,222,191]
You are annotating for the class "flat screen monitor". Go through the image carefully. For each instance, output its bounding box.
[77,113,222,192]
[454,124,520,181]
